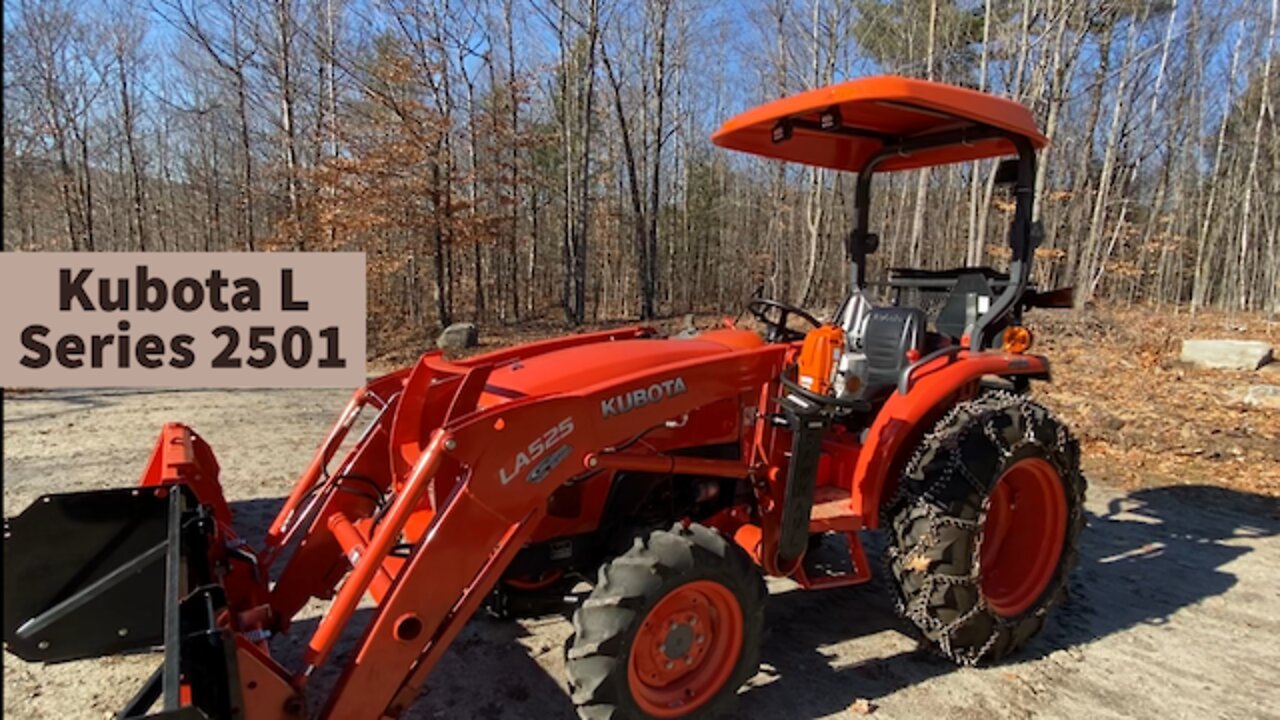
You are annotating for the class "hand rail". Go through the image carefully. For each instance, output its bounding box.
[897,345,963,395]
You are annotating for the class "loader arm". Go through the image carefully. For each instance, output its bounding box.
[314,344,787,718]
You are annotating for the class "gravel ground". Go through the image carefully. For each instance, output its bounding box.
[4,387,1279,720]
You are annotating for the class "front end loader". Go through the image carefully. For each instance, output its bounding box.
[4,75,1085,720]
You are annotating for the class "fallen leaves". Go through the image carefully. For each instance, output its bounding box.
[1032,305,1280,498]
[905,554,932,573]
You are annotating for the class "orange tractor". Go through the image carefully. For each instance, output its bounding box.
[4,76,1085,720]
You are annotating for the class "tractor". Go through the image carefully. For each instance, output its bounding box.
[3,76,1085,720]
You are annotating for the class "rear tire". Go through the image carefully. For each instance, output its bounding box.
[885,391,1086,665]
[567,523,765,720]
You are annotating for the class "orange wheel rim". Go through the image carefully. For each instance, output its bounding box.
[980,457,1067,617]
[627,580,744,717]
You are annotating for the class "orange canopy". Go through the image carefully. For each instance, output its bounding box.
[711,75,1048,173]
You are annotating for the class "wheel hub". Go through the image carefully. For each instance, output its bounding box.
[980,456,1068,617]
[627,580,743,717]
[661,623,695,659]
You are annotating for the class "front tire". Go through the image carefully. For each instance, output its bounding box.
[885,391,1086,665]
[567,523,765,720]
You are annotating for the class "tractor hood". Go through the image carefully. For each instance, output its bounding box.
[478,328,764,407]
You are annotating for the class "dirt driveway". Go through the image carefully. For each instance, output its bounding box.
[4,387,1279,719]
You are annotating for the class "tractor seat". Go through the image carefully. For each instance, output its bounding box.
[836,288,876,351]
[859,306,927,400]
[935,272,997,340]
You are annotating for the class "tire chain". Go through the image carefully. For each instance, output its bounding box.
[882,390,1074,666]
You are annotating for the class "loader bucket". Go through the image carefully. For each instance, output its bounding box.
[3,483,250,719]
[3,421,242,662]
[4,486,188,662]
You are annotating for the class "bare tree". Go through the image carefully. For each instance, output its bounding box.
[4,0,1277,334]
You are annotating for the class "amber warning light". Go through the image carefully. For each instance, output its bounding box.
[1002,326,1034,354]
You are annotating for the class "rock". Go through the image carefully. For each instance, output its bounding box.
[1180,339,1274,370]
[1241,384,1280,410]
[436,322,478,351]
[848,698,878,715]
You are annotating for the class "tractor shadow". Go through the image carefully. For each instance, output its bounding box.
[227,484,1279,719]
[271,608,577,720]
[738,484,1280,718]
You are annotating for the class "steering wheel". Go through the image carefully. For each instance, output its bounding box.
[747,298,821,342]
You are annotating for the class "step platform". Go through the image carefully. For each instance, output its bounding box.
[795,486,871,589]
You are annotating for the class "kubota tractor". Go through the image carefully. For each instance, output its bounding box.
[4,76,1085,720]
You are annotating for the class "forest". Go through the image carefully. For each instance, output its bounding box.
[3,0,1278,350]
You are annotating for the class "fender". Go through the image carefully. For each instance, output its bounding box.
[854,351,1050,527]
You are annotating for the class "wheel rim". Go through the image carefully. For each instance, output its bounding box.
[980,457,1068,617]
[627,580,744,717]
